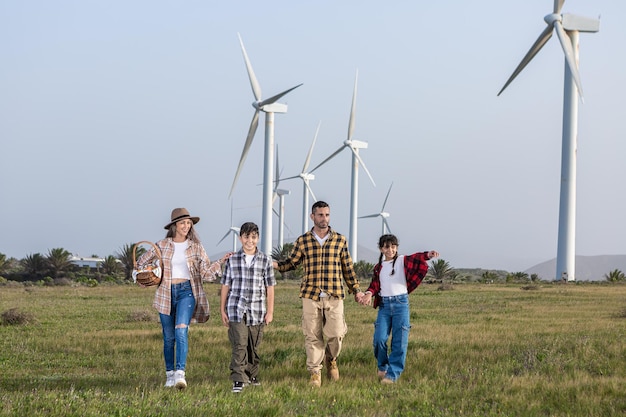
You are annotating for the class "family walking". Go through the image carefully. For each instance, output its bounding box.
[135,204,438,391]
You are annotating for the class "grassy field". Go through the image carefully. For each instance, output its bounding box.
[1,281,625,417]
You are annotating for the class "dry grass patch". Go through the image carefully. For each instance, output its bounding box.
[1,307,37,325]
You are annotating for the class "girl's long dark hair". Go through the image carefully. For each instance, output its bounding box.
[377,234,399,275]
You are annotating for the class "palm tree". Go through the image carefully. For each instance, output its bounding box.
[21,253,47,278]
[117,243,143,281]
[100,255,122,277]
[46,248,74,278]
[481,270,499,283]
[428,259,453,283]
[604,269,626,283]
[506,271,530,283]
[271,243,302,280]
[354,260,374,281]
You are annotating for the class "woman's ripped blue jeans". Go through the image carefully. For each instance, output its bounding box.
[159,281,196,371]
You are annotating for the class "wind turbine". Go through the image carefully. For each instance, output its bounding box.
[272,146,290,248]
[217,203,240,253]
[229,33,302,256]
[310,71,376,261]
[497,1,599,281]
[279,122,321,234]
[359,182,393,235]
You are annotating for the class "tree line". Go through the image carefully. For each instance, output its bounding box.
[1,243,624,286]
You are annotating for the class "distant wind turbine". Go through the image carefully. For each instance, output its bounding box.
[217,203,240,253]
[310,71,375,261]
[498,0,599,281]
[279,122,321,234]
[359,182,393,235]
[229,33,302,256]
[272,146,290,248]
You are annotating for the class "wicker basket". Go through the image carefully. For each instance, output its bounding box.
[132,241,163,287]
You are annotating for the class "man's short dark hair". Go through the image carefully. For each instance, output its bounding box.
[240,222,259,236]
[312,201,329,213]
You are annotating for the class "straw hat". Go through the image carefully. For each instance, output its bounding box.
[164,208,200,229]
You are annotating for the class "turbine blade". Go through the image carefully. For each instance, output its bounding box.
[217,230,231,246]
[381,182,393,211]
[358,213,380,219]
[554,0,565,14]
[553,20,585,97]
[349,145,376,187]
[258,83,303,108]
[497,25,553,96]
[229,110,259,197]
[304,180,317,201]
[237,33,261,101]
[347,70,358,141]
[302,121,321,172]
[309,145,346,174]
[278,174,300,181]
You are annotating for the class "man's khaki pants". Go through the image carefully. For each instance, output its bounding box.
[301,297,347,373]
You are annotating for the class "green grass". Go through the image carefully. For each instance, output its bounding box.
[1,282,625,416]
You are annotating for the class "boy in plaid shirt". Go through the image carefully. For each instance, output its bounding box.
[220,222,275,393]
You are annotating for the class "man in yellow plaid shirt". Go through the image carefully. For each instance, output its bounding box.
[274,201,364,387]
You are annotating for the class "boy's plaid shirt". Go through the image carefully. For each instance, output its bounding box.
[276,228,360,300]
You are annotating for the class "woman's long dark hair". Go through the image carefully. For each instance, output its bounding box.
[377,234,399,276]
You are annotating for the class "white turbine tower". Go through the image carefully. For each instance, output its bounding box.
[359,182,393,235]
[217,203,240,253]
[279,122,321,234]
[272,146,290,249]
[229,33,302,256]
[310,71,376,261]
[498,1,599,281]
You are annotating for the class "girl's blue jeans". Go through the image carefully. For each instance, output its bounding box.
[373,293,411,381]
[159,280,196,371]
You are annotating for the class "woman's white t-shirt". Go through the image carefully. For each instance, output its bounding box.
[172,241,191,279]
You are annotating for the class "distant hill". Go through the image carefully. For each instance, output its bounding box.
[524,255,626,281]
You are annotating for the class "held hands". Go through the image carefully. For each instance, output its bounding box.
[428,250,440,259]
[359,291,373,307]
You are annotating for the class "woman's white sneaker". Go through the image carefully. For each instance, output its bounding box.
[164,370,175,387]
[174,370,187,389]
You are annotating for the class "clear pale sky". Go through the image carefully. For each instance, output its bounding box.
[1,0,624,273]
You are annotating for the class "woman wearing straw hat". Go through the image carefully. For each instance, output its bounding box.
[137,207,232,389]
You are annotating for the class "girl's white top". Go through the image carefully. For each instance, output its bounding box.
[379,255,408,297]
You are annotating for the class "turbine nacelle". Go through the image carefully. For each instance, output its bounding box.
[253,101,289,113]
[346,139,368,150]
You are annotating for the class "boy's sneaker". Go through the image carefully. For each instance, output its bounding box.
[174,370,187,390]
[164,370,175,387]
[381,377,395,384]
[309,371,321,387]
[248,377,261,386]
[232,381,245,393]
[377,370,387,380]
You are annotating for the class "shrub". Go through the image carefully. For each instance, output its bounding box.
[521,285,540,291]
[1,308,36,326]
